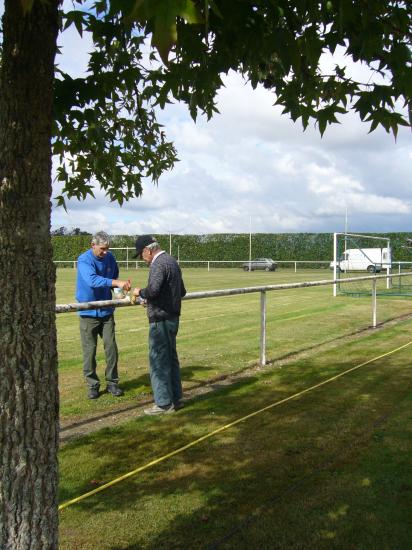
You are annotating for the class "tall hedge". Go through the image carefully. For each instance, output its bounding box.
[52,232,412,263]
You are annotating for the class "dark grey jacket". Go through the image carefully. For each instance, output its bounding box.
[140,252,186,323]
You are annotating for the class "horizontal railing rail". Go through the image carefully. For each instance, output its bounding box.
[56,272,412,366]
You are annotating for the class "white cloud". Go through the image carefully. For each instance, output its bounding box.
[307,165,364,195]
[316,193,411,216]
[52,88,412,234]
[306,163,411,217]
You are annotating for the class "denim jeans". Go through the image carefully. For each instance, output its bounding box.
[79,315,119,388]
[148,318,182,407]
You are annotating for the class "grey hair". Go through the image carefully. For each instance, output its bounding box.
[146,241,160,251]
[92,231,110,246]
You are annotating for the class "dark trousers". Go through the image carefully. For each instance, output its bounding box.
[79,315,119,388]
[148,318,182,407]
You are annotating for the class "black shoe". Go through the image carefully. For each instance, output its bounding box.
[106,384,124,397]
[88,387,100,400]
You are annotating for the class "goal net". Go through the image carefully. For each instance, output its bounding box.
[332,233,393,296]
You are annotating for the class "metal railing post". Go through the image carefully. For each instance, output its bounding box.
[372,278,377,328]
[260,290,267,366]
[333,232,337,297]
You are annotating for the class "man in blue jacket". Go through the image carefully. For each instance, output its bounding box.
[76,231,131,399]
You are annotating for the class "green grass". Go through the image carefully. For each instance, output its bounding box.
[58,323,412,548]
[57,267,412,548]
[56,267,412,419]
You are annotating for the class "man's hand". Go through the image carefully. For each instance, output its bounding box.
[113,279,131,291]
[132,287,147,307]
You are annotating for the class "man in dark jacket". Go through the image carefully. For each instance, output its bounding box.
[132,235,186,414]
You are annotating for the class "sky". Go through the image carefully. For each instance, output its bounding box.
[2,2,412,236]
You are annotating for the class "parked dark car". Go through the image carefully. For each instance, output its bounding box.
[242,258,277,271]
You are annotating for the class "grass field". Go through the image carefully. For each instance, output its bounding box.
[57,267,412,548]
[57,267,412,419]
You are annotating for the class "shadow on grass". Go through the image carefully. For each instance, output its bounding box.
[59,350,412,549]
[60,314,412,434]
[60,364,219,433]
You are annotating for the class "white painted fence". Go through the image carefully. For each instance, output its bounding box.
[54,259,332,270]
[54,256,412,273]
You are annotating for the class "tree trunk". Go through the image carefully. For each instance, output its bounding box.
[0,1,60,548]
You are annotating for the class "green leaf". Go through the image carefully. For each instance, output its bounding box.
[52,140,64,155]
[150,3,178,63]
[63,11,87,36]
[179,0,202,24]
[54,195,68,212]
[127,0,202,63]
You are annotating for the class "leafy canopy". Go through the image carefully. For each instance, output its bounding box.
[50,0,412,205]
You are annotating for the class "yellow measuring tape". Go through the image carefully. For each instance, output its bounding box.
[59,340,412,511]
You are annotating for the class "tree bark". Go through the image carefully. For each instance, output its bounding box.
[0,1,60,548]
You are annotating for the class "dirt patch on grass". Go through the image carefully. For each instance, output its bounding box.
[60,312,412,445]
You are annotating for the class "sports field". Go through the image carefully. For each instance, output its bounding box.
[57,267,412,548]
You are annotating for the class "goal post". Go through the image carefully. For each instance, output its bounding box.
[332,232,391,297]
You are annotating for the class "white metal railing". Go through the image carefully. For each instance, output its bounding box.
[275,260,330,273]
[178,260,332,272]
[53,257,412,273]
[55,272,412,367]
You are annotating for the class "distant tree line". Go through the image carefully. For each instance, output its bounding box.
[51,226,91,236]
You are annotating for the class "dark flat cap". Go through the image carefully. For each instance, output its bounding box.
[133,235,157,258]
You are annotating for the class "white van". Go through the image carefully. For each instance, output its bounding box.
[330,248,391,273]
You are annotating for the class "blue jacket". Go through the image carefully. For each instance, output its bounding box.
[76,249,119,317]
